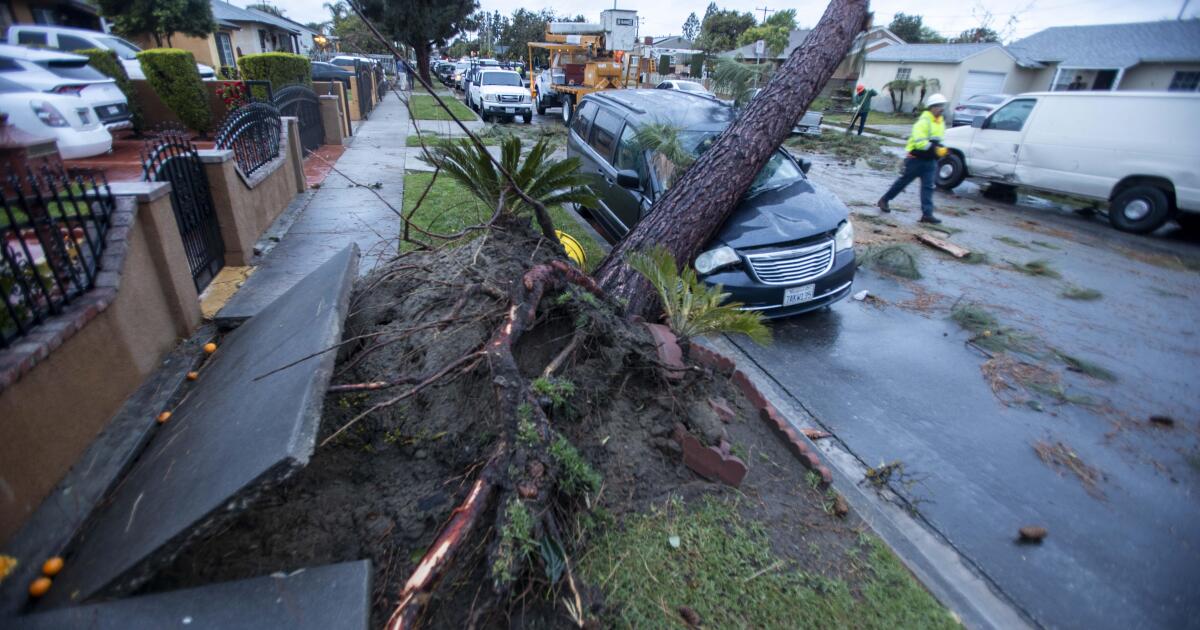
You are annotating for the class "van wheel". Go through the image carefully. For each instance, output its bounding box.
[561,97,574,126]
[1109,185,1170,234]
[936,153,966,190]
[536,98,546,116]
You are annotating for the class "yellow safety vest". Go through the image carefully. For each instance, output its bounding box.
[905,110,946,154]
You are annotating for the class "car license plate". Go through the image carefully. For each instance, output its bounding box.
[505,107,515,113]
[107,106,120,114]
[783,284,815,306]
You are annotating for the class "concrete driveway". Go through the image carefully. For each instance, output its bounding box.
[731,153,1200,629]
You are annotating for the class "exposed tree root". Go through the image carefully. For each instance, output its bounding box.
[385,259,606,628]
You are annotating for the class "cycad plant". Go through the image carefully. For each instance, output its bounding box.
[627,245,771,346]
[426,135,597,217]
[913,76,941,108]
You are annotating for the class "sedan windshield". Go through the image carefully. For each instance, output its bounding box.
[98,36,141,60]
[481,72,521,87]
[652,131,802,194]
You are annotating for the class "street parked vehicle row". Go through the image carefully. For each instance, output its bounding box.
[6,25,216,79]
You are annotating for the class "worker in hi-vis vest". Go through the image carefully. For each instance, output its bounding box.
[877,93,949,224]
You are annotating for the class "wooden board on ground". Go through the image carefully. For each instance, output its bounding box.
[915,233,971,258]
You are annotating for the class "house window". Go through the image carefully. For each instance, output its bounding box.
[216,32,235,67]
[259,29,268,51]
[1169,71,1200,92]
[894,67,911,81]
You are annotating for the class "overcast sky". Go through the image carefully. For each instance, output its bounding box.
[271,0,1196,43]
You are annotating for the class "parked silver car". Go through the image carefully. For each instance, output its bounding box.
[742,88,823,135]
[951,93,1010,127]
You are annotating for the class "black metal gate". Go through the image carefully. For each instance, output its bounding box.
[355,61,372,119]
[142,129,224,292]
[273,84,324,155]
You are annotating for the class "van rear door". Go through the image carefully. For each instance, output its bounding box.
[970,98,1037,180]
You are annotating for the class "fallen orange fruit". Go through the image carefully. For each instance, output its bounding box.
[203,342,217,354]
[157,411,172,424]
[186,371,199,381]
[41,557,63,576]
[29,577,51,597]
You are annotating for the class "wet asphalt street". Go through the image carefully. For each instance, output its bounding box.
[732,152,1200,629]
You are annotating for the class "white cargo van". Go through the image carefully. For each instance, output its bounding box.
[937,91,1200,233]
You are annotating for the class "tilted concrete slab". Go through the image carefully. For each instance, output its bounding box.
[41,245,359,606]
[13,561,370,630]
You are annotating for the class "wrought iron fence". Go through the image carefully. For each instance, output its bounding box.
[214,100,283,177]
[273,84,324,155]
[142,128,225,292]
[1,164,113,348]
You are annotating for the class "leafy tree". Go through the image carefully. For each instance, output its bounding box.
[361,0,478,83]
[497,9,555,63]
[887,12,946,44]
[951,26,1000,43]
[682,13,700,41]
[97,0,215,47]
[736,8,797,57]
[696,7,755,55]
[336,14,391,54]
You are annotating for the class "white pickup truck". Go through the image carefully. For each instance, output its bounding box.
[469,69,532,124]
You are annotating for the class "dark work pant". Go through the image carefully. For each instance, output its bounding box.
[850,109,868,134]
[882,157,936,216]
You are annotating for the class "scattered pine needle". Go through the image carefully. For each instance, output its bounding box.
[1033,440,1105,499]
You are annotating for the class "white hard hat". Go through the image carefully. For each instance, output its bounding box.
[926,93,948,107]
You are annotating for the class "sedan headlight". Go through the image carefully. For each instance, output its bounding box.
[695,246,739,275]
[31,101,69,127]
[834,220,854,251]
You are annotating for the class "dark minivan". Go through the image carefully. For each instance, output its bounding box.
[566,89,856,317]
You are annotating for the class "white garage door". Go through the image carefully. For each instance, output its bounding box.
[960,71,1007,102]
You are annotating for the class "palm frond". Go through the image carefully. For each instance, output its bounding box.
[710,57,771,105]
[627,245,771,346]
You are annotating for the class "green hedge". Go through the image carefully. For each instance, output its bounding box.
[238,52,311,93]
[137,48,211,134]
[74,48,143,133]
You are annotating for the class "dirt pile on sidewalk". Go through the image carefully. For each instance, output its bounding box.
[144,221,952,628]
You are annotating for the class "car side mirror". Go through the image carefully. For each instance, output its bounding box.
[972,117,985,129]
[799,158,812,174]
[616,169,641,189]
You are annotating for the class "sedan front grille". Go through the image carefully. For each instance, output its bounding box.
[745,240,835,285]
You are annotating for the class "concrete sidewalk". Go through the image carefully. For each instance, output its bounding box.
[216,93,408,326]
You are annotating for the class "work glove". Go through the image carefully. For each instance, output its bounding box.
[936,146,949,158]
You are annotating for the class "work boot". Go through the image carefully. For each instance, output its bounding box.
[877,198,891,213]
[919,215,942,224]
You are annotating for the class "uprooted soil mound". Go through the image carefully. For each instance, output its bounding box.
[145,220,872,628]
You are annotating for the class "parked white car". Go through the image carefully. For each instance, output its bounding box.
[0,76,112,158]
[938,91,1200,233]
[470,70,532,124]
[655,79,710,94]
[5,25,216,80]
[0,44,131,131]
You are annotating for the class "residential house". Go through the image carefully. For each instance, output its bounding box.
[646,36,700,75]
[860,20,1200,113]
[127,1,309,73]
[0,0,101,31]
[720,26,903,87]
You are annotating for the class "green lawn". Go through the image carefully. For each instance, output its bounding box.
[405,134,501,147]
[825,110,920,127]
[401,171,605,271]
[408,94,477,121]
[579,497,959,629]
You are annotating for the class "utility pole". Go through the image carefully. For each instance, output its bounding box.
[1179,0,1193,20]
[755,6,775,22]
